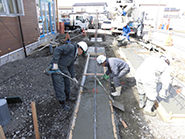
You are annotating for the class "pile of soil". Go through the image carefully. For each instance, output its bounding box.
[1,32,185,139]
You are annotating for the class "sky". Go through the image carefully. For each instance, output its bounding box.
[58,0,184,10]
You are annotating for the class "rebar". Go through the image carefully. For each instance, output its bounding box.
[93,12,98,139]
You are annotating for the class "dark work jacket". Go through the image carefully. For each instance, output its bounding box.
[51,43,78,78]
[105,58,129,76]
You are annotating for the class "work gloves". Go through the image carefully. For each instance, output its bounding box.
[52,63,58,70]
[73,78,78,84]
[102,74,109,80]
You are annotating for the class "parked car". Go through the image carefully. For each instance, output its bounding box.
[101,20,112,30]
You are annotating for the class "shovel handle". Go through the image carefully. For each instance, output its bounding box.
[59,71,87,89]
[95,77,114,102]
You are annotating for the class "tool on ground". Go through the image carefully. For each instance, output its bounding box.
[95,77,124,112]
[44,65,87,89]
[119,118,128,129]
[0,96,22,104]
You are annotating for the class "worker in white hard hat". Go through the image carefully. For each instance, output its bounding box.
[118,22,131,47]
[96,55,130,96]
[137,18,144,40]
[135,54,172,116]
[49,41,88,111]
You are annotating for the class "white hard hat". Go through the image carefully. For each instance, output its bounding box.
[77,41,88,54]
[96,55,106,65]
[160,53,172,65]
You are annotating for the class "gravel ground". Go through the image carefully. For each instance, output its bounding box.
[1,32,185,139]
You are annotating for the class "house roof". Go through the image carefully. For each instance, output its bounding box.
[59,6,73,10]
[73,2,108,7]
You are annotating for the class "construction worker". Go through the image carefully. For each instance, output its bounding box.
[96,55,130,96]
[50,41,88,111]
[135,54,172,116]
[137,18,144,40]
[120,22,131,45]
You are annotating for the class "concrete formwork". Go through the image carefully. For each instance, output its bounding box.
[118,47,185,123]
[68,47,117,139]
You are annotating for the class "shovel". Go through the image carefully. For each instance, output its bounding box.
[44,65,87,89]
[0,96,22,104]
[95,77,124,112]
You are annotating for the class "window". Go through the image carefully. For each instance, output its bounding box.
[0,0,5,13]
[0,0,24,16]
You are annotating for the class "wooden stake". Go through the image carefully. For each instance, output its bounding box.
[0,125,6,139]
[31,102,40,139]
[120,118,128,129]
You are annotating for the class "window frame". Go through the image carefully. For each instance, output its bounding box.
[0,0,24,17]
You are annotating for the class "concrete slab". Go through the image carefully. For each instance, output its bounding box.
[87,29,112,35]
[69,47,116,139]
[118,46,185,122]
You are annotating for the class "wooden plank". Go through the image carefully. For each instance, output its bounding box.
[88,52,104,56]
[84,73,104,76]
[136,51,150,54]
[31,102,40,139]
[157,100,185,122]
[0,125,6,139]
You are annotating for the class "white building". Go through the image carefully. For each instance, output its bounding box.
[72,2,108,13]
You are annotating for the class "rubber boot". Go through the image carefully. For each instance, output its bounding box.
[110,82,116,92]
[139,94,146,108]
[143,99,156,117]
[59,101,71,111]
[111,86,122,96]
[66,96,76,102]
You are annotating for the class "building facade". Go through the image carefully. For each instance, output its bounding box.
[72,2,108,13]
[0,0,57,66]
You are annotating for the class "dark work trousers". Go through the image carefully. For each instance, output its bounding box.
[112,67,130,87]
[51,73,70,102]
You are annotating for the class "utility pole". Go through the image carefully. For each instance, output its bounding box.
[56,0,59,32]
[155,0,161,29]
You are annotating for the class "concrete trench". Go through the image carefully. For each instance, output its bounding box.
[68,47,117,139]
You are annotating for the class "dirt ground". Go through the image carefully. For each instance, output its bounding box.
[1,32,185,139]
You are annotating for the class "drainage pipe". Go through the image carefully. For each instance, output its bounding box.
[17,16,27,58]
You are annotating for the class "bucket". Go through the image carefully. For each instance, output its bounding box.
[0,99,11,127]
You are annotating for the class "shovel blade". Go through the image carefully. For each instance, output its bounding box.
[112,101,124,112]
[0,96,22,104]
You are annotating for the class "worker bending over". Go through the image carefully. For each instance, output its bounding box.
[119,22,131,47]
[50,41,88,111]
[135,54,172,116]
[96,55,130,96]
